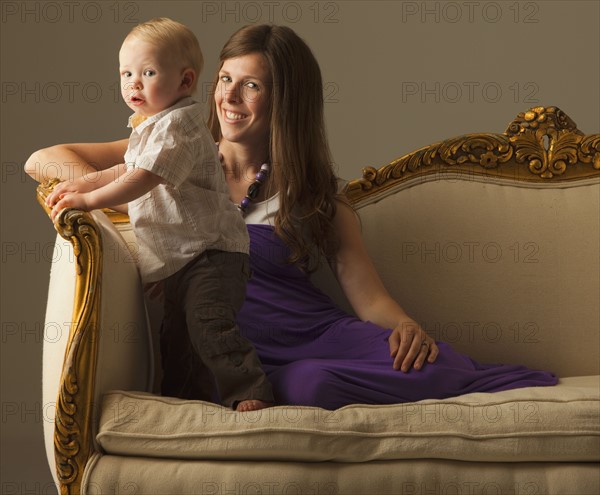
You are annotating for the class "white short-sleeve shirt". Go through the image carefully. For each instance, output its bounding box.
[124,97,249,283]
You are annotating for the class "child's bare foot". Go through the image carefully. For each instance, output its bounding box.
[235,399,272,412]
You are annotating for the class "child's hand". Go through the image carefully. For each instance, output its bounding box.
[51,191,94,220]
[46,177,97,207]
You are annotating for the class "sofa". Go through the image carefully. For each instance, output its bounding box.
[37,106,599,494]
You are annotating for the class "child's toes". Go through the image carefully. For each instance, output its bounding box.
[236,399,271,412]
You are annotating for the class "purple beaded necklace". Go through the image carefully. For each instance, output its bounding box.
[217,145,270,214]
[238,163,270,213]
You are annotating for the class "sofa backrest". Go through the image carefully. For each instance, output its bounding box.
[338,106,599,378]
[351,177,598,377]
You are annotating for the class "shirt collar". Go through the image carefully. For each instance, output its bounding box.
[127,96,196,133]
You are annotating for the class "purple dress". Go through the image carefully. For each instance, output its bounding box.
[238,222,558,410]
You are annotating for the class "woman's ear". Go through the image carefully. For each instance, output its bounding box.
[180,68,196,92]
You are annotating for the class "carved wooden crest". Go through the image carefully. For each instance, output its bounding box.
[346,106,600,204]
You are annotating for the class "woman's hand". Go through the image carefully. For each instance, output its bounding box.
[388,316,439,372]
[331,201,440,372]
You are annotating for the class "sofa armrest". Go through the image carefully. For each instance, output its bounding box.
[38,180,153,494]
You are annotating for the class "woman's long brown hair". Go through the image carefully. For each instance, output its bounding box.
[208,24,342,271]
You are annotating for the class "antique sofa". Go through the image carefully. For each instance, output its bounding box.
[37,106,599,494]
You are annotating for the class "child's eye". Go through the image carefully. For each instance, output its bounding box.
[144,69,156,77]
[121,71,132,78]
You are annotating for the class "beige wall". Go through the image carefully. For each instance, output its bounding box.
[1,0,598,490]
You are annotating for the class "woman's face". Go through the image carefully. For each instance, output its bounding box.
[215,53,271,148]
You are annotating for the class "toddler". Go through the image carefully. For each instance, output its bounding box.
[47,17,274,412]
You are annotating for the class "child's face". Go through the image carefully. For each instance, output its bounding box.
[119,36,191,117]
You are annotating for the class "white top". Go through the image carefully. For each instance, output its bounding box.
[125,97,249,283]
[243,194,279,226]
[243,178,348,226]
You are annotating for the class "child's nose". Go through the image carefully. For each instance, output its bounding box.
[123,78,142,92]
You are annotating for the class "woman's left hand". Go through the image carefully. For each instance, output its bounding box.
[388,317,439,372]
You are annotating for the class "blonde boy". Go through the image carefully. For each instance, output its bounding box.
[47,18,273,412]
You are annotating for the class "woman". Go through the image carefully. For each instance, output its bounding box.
[26,24,557,410]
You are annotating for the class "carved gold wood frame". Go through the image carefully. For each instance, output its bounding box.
[37,179,101,495]
[346,106,600,205]
[35,106,599,494]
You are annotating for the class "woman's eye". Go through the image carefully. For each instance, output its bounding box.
[245,82,259,90]
[144,70,156,77]
[220,75,231,83]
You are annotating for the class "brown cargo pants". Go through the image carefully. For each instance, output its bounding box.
[159,250,274,408]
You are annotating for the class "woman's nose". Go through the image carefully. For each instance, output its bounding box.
[224,83,241,103]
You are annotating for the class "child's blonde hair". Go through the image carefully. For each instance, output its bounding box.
[127,17,203,92]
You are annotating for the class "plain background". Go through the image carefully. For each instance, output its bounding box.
[1,0,599,490]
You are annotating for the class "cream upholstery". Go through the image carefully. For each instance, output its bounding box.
[98,376,599,463]
[42,211,154,488]
[37,107,600,494]
[83,457,599,495]
[356,177,600,376]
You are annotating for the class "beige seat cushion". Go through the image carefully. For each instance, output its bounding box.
[97,375,599,463]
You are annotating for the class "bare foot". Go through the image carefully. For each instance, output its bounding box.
[235,399,272,412]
